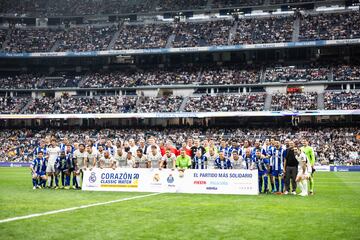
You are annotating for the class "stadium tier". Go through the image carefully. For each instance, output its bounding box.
[0,91,359,114]
[0,10,359,53]
[0,0,338,16]
[0,64,358,89]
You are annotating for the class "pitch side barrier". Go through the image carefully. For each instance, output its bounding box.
[0,110,359,120]
[83,168,259,195]
[0,39,359,58]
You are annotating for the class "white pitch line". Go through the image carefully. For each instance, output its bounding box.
[0,192,162,224]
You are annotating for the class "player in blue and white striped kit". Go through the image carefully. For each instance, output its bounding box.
[215,151,232,169]
[30,151,47,189]
[33,140,47,158]
[193,150,207,169]
[270,141,286,193]
[253,149,270,193]
[242,148,254,170]
[219,140,230,158]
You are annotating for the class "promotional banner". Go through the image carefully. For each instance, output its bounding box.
[0,162,31,167]
[177,169,258,195]
[82,168,178,193]
[314,165,330,172]
[82,168,258,195]
[330,166,360,172]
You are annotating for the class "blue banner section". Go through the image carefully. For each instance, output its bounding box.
[330,166,360,172]
[0,39,359,58]
[0,162,31,167]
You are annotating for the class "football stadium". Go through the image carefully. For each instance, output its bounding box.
[0,0,359,239]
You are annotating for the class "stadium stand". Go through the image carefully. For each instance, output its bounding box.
[270,92,318,110]
[324,91,360,110]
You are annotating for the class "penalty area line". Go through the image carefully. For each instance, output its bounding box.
[0,192,162,224]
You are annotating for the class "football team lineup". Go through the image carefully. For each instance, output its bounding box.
[29,138,316,196]
[0,168,359,239]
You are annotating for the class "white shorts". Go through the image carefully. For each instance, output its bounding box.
[297,170,309,180]
[46,164,55,173]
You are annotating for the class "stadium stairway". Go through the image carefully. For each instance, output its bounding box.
[179,97,189,112]
[329,67,334,81]
[206,0,213,8]
[107,28,121,50]
[166,34,175,48]
[20,98,34,114]
[37,77,46,87]
[1,28,12,51]
[292,17,300,42]
[317,92,325,110]
[264,94,272,110]
[228,21,238,45]
[50,40,61,52]
[78,76,89,88]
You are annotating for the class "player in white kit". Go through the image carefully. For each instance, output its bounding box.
[84,145,98,170]
[73,143,86,189]
[294,147,311,196]
[99,151,116,169]
[114,147,127,168]
[160,149,176,169]
[46,139,61,188]
[134,149,149,168]
[204,147,218,169]
[146,145,162,168]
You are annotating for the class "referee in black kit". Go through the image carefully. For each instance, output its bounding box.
[283,141,298,195]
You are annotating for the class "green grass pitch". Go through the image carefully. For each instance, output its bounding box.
[0,168,359,240]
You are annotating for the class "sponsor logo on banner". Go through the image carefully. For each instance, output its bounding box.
[167,174,174,183]
[89,172,97,183]
[99,171,139,188]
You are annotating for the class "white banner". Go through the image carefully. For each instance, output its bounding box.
[82,168,258,195]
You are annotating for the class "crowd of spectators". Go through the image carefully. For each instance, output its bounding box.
[324,91,360,110]
[0,96,30,114]
[270,0,325,4]
[0,74,42,89]
[113,24,172,50]
[102,0,154,14]
[185,94,266,112]
[0,127,358,165]
[1,11,360,52]
[23,95,138,114]
[232,16,293,44]
[264,65,329,82]
[299,11,360,41]
[333,65,360,81]
[81,66,261,88]
[2,91,358,114]
[4,28,62,53]
[200,65,260,84]
[56,25,118,52]
[172,20,233,47]
[271,92,318,110]
[80,67,199,88]
[136,96,183,113]
[211,0,264,8]
[158,0,208,11]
